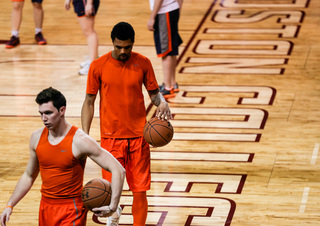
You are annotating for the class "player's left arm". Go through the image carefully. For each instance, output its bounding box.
[148,88,173,121]
[72,130,125,217]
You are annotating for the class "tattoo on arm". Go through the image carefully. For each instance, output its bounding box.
[151,94,160,106]
[150,90,165,106]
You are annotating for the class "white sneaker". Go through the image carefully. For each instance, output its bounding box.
[106,206,122,226]
[78,64,89,75]
[80,59,90,68]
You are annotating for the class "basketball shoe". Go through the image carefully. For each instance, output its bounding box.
[106,206,122,226]
[6,36,20,49]
[159,82,179,93]
[159,84,175,98]
[172,82,179,93]
[35,32,47,45]
[78,63,90,75]
[80,59,91,68]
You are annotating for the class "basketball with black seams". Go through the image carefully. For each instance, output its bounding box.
[143,117,174,147]
[81,178,112,211]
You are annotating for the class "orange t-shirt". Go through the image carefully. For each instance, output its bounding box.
[36,126,86,199]
[86,51,159,138]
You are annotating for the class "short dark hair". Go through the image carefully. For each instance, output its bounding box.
[35,87,66,111]
[111,22,135,43]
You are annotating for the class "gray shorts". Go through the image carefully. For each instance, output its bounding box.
[153,8,183,57]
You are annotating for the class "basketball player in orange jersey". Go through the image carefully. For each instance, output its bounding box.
[81,22,172,226]
[0,87,125,226]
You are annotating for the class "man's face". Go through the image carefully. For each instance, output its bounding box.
[38,101,64,130]
[112,38,133,62]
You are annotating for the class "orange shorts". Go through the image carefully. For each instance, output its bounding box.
[39,196,88,226]
[101,137,151,192]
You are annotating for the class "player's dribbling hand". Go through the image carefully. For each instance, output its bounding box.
[156,101,173,121]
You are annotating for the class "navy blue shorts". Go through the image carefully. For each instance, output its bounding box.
[73,0,100,17]
[31,0,43,3]
[153,8,182,57]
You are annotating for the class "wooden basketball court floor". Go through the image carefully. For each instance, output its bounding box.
[1,0,320,225]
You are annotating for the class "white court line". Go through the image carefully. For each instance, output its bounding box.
[151,152,252,162]
[310,143,319,164]
[299,187,310,213]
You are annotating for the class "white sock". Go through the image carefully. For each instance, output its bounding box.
[11,31,19,37]
[35,28,42,34]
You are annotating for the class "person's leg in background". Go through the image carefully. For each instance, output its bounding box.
[32,0,47,45]
[6,0,24,48]
[77,15,99,75]
[162,54,178,91]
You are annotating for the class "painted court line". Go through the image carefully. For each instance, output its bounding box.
[310,143,319,165]
[299,187,310,213]
[151,152,252,162]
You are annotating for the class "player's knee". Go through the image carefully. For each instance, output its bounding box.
[32,2,42,9]
[81,28,93,37]
[12,2,24,11]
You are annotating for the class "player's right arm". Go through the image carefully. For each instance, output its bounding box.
[0,130,41,226]
[81,93,97,134]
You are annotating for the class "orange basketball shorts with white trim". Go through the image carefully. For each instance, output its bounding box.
[39,196,88,226]
[101,137,151,192]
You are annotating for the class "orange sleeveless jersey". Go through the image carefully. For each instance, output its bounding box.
[86,51,159,138]
[36,126,86,199]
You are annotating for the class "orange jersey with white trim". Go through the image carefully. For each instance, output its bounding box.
[36,126,86,199]
[86,51,159,138]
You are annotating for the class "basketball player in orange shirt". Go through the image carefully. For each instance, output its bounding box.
[81,22,172,226]
[0,87,125,226]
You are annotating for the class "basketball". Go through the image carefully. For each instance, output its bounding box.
[81,178,112,211]
[143,117,174,147]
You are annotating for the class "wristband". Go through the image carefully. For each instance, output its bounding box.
[5,205,13,209]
